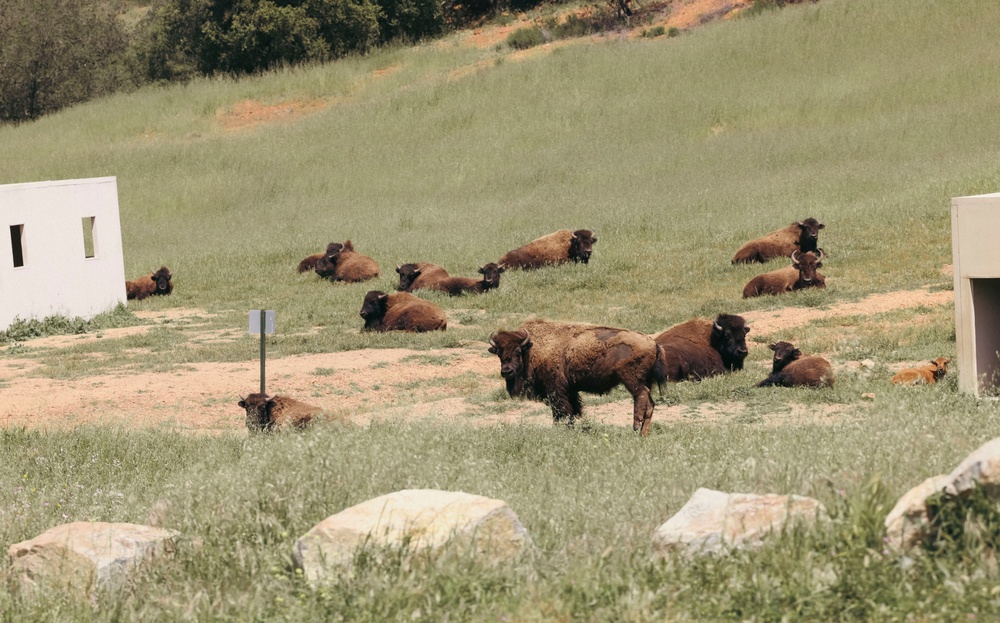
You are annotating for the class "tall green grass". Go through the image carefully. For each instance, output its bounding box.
[4,0,1000,619]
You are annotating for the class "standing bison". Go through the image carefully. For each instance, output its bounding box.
[499,229,596,269]
[488,319,666,436]
[731,218,824,264]
[396,262,450,292]
[238,393,320,432]
[425,263,505,296]
[757,341,834,388]
[315,243,380,283]
[360,291,447,332]
[126,266,173,300]
[743,250,825,298]
[653,314,750,381]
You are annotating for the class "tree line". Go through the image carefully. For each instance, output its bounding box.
[0,0,534,124]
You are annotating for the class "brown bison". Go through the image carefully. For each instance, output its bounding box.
[125,266,173,300]
[396,262,450,292]
[653,313,750,381]
[757,341,835,388]
[425,263,505,296]
[238,393,319,432]
[742,250,826,298]
[499,229,597,269]
[487,319,666,436]
[315,243,380,283]
[298,241,350,273]
[731,218,825,264]
[359,291,447,332]
[891,357,950,385]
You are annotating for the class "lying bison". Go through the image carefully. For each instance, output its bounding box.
[891,357,950,385]
[743,250,825,298]
[488,319,666,436]
[396,262,450,292]
[757,341,834,388]
[238,393,320,432]
[731,218,824,264]
[360,290,447,332]
[653,314,749,381]
[499,229,596,270]
[425,263,504,296]
[298,241,348,273]
[126,266,173,300]
[315,243,380,283]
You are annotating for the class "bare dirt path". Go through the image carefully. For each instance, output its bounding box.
[0,286,952,433]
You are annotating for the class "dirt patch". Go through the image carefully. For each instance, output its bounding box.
[217,99,330,131]
[664,0,753,30]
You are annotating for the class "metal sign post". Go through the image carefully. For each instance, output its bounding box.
[248,310,276,395]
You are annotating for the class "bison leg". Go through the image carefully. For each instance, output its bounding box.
[630,386,655,436]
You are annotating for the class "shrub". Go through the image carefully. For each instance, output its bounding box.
[641,25,665,38]
[506,25,547,50]
[0,0,137,123]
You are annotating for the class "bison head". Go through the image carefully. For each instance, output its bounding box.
[478,263,505,291]
[488,329,532,397]
[360,290,389,330]
[768,341,802,373]
[795,218,824,253]
[395,263,422,291]
[324,242,346,255]
[931,357,951,380]
[315,253,339,279]
[710,314,749,371]
[569,229,597,264]
[152,267,173,295]
[790,249,824,284]
[238,393,275,432]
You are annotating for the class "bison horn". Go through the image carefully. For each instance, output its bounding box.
[816,248,825,261]
[488,333,498,348]
[519,330,531,348]
[791,250,800,265]
[713,321,722,332]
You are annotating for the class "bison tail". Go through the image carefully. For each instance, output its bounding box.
[652,345,668,398]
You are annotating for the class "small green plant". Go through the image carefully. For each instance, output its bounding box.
[506,26,548,50]
[0,305,141,345]
[641,25,665,38]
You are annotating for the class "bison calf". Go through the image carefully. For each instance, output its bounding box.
[743,250,826,298]
[360,290,447,332]
[396,262,450,292]
[732,218,824,264]
[315,243,380,283]
[653,313,750,381]
[499,229,596,270]
[126,266,173,300]
[757,341,834,388]
[238,393,320,432]
[298,241,350,273]
[891,357,950,385]
[426,263,504,296]
[488,319,666,436]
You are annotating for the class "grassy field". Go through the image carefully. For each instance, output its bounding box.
[4,0,1000,619]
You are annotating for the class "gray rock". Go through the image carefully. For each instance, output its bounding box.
[884,474,950,551]
[293,489,529,586]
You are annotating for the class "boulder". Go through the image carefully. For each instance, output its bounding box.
[884,474,950,551]
[651,488,825,559]
[293,489,529,585]
[945,436,1000,497]
[8,522,178,598]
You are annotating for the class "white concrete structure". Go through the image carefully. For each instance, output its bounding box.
[0,177,126,331]
[951,192,1000,396]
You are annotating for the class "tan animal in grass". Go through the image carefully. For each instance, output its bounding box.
[396,262,450,292]
[359,290,447,332]
[732,218,824,264]
[499,229,597,269]
[126,266,173,300]
[315,242,380,283]
[238,393,320,432]
[742,250,826,298]
[757,341,835,388]
[891,357,951,385]
[298,241,350,273]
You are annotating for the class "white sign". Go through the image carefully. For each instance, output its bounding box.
[249,310,275,334]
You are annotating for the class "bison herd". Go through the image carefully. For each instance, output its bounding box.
[120,218,949,435]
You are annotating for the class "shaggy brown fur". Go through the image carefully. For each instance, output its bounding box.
[424,263,504,296]
[731,218,824,264]
[743,250,826,298]
[891,357,950,385]
[499,229,597,270]
[757,341,834,388]
[298,241,351,273]
[359,291,447,332]
[653,314,750,381]
[315,244,380,283]
[125,266,173,300]
[488,319,666,436]
[238,393,320,432]
[396,262,450,292]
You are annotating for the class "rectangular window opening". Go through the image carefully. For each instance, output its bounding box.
[971,278,1000,395]
[9,224,24,268]
[82,216,96,258]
